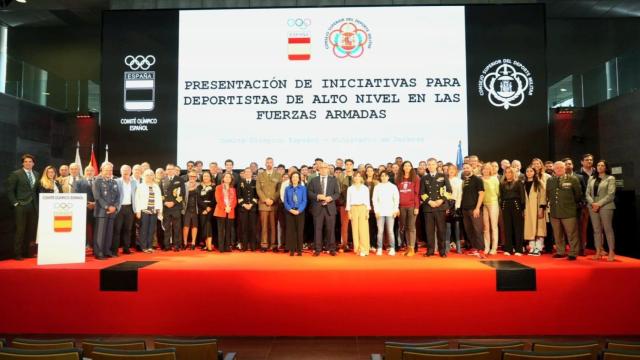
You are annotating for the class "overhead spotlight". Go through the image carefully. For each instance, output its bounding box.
[16,0,26,3]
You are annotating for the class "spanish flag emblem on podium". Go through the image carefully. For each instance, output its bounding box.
[53,213,72,232]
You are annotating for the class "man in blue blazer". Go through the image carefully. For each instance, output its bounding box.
[307,162,341,256]
[92,162,120,260]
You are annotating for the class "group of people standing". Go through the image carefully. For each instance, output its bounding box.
[5,153,617,262]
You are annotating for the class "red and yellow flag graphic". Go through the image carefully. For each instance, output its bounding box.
[53,215,72,233]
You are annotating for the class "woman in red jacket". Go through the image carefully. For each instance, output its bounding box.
[397,161,421,256]
[214,172,237,252]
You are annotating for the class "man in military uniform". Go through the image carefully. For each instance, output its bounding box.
[256,157,282,252]
[162,163,185,251]
[237,167,259,251]
[547,161,582,260]
[420,158,452,257]
[92,162,120,260]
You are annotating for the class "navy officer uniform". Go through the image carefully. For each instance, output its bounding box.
[420,171,452,257]
[237,177,259,251]
[162,174,185,251]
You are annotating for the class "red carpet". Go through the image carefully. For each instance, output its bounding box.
[1,250,640,336]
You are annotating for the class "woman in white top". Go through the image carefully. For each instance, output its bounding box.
[446,164,463,254]
[134,169,163,253]
[346,172,371,256]
[372,171,400,256]
[586,160,617,261]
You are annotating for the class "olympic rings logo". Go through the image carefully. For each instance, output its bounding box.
[287,18,311,29]
[54,203,73,211]
[124,55,156,71]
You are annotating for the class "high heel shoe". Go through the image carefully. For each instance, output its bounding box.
[592,249,602,260]
[608,251,616,262]
[190,244,196,250]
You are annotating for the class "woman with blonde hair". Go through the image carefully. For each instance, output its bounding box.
[481,162,500,254]
[38,165,62,194]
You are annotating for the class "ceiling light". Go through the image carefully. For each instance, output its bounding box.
[559,88,567,92]
[15,0,26,3]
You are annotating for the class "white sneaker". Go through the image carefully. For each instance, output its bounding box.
[360,252,366,257]
[376,249,382,256]
[515,252,522,256]
[389,249,396,256]
[504,251,511,256]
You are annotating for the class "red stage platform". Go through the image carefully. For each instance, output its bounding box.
[1,250,640,337]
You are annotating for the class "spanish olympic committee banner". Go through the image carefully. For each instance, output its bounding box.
[36,193,87,265]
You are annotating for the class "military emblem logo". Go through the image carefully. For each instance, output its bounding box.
[478,59,534,110]
[325,18,371,58]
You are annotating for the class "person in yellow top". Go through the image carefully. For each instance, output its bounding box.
[481,163,500,254]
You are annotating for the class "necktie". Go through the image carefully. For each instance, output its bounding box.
[348,176,352,186]
[321,177,326,196]
[26,171,33,187]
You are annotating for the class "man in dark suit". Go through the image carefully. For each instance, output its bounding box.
[307,162,341,256]
[73,165,96,249]
[6,154,39,260]
[162,163,185,251]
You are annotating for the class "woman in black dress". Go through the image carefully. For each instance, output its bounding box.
[197,171,215,251]
[182,170,199,250]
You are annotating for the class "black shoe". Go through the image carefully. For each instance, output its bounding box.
[313,251,320,257]
[260,248,267,253]
[14,256,24,261]
[95,256,106,260]
[106,254,115,258]
[578,250,586,257]
[190,244,196,250]
[330,250,337,256]
[296,252,302,256]
[568,255,577,261]
[273,248,279,253]
[424,253,434,257]
[440,253,447,258]
[289,251,294,256]
[123,249,131,254]
[553,254,566,258]
[174,248,180,252]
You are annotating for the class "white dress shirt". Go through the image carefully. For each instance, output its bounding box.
[346,184,371,211]
[449,176,463,209]
[121,179,133,205]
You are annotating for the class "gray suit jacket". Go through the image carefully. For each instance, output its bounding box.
[586,175,616,210]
